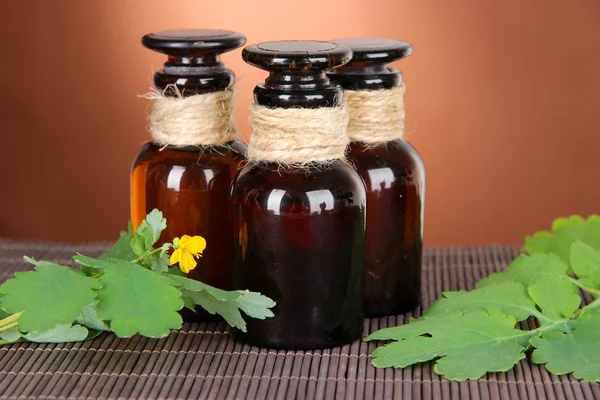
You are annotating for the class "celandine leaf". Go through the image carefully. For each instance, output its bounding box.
[367,309,531,381]
[76,302,109,331]
[100,222,136,261]
[186,290,247,331]
[145,252,171,273]
[0,329,21,343]
[132,209,167,256]
[527,275,580,323]
[24,324,89,343]
[424,282,536,322]
[95,260,183,338]
[166,274,276,331]
[0,264,101,332]
[525,215,600,267]
[233,291,276,320]
[531,313,600,382]
[477,253,568,289]
[569,242,600,289]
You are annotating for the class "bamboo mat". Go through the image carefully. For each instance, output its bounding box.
[0,240,598,400]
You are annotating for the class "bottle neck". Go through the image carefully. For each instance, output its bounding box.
[254,70,343,109]
[328,63,402,91]
[154,55,234,97]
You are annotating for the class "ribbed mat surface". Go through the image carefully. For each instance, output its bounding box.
[0,240,598,400]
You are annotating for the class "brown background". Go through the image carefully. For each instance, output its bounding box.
[1,0,599,246]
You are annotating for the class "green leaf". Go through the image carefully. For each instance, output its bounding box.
[424,282,536,322]
[233,291,276,320]
[166,275,276,331]
[165,267,186,277]
[95,260,183,338]
[0,328,21,343]
[168,275,241,302]
[100,222,136,261]
[76,302,109,331]
[0,264,101,332]
[74,254,108,277]
[531,313,600,382]
[182,296,196,311]
[367,309,530,381]
[145,252,170,273]
[24,324,89,343]
[525,215,600,266]
[570,242,600,289]
[527,275,580,322]
[131,209,167,256]
[186,290,247,331]
[477,253,568,289]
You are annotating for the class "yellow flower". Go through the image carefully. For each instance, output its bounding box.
[169,235,207,273]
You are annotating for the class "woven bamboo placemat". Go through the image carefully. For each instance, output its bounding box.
[0,240,598,400]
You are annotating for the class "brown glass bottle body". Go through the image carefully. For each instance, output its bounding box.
[232,161,366,349]
[131,57,246,320]
[232,41,366,349]
[348,141,425,316]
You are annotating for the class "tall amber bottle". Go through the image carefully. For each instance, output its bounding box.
[232,41,366,349]
[131,30,247,318]
[328,39,425,317]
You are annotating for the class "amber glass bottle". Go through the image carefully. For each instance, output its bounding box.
[131,30,247,319]
[232,41,366,349]
[328,39,425,317]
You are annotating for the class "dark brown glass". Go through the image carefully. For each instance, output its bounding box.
[131,30,247,320]
[232,41,366,349]
[329,38,425,316]
[347,141,424,316]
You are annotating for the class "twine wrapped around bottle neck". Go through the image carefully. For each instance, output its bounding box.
[344,83,406,146]
[247,101,350,167]
[141,85,237,147]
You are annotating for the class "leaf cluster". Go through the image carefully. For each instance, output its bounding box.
[0,209,275,345]
[368,215,600,382]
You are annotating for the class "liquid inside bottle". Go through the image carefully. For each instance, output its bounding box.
[131,30,247,320]
[329,38,425,317]
[232,40,366,349]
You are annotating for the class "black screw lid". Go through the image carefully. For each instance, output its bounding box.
[142,29,246,57]
[328,38,413,90]
[243,40,352,109]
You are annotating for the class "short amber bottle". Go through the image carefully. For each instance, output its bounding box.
[131,30,247,318]
[328,39,425,317]
[232,41,366,349]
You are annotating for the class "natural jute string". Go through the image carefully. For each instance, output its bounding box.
[247,101,350,167]
[142,85,237,147]
[344,83,406,145]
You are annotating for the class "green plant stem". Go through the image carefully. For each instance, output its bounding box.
[130,248,162,264]
[0,312,22,333]
[569,278,600,296]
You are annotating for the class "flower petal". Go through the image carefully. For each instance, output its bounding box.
[184,236,207,255]
[179,251,198,273]
[178,235,192,248]
[169,248,183,266]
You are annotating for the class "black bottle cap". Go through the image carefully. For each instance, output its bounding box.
[142,29,246,58]
[242,40,353,109]
[142,29,246,95]
[327,38,413,90]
